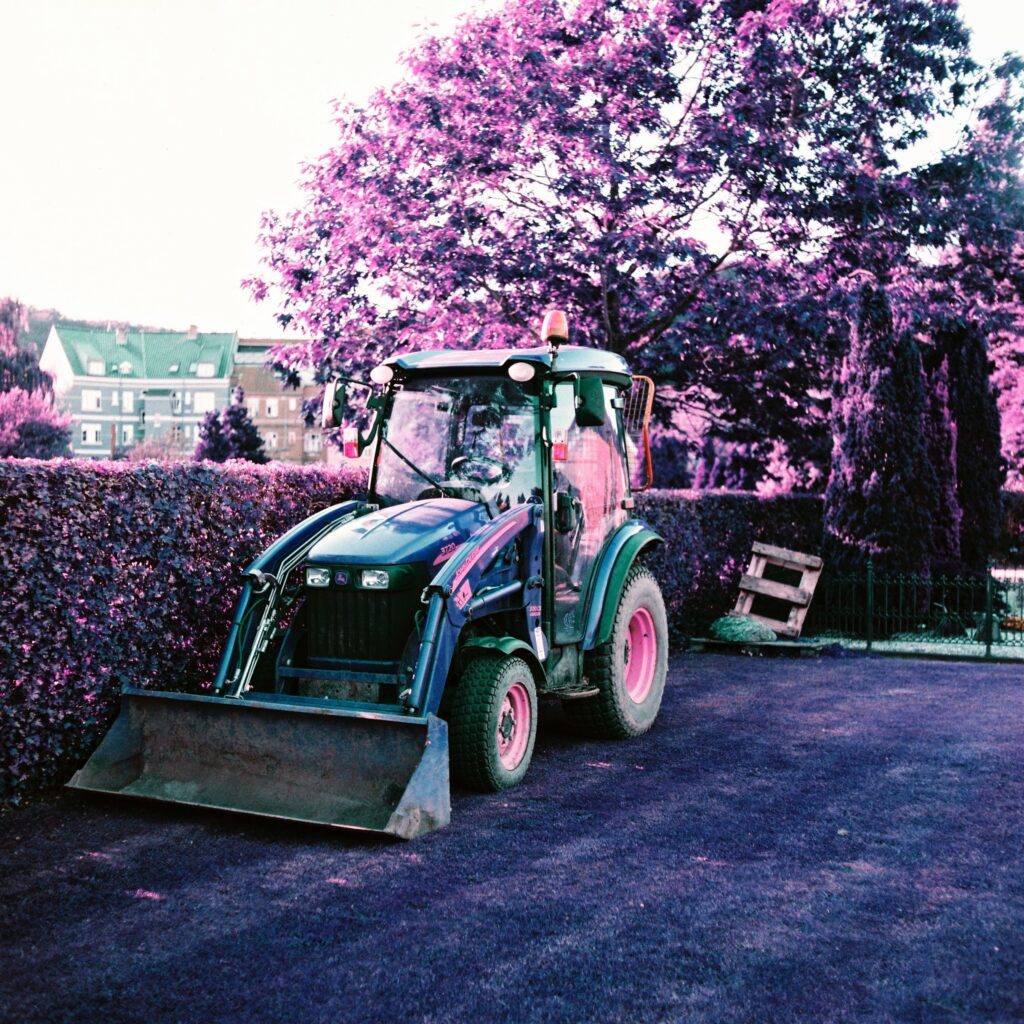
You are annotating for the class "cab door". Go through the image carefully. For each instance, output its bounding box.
[550,381,629,644]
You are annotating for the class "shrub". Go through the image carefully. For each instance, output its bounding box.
[0,459,364,803]
[3,463,1019,805]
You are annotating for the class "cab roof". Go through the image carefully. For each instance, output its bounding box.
[385,345,631,382]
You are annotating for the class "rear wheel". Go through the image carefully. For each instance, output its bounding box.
[450,654,538,792]
[563,565,668,739]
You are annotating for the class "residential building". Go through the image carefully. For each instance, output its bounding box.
[40,324,236,458]
[232,338,326,464]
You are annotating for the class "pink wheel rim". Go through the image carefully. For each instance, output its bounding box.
[624,606,657,703]
[497,681,531,771]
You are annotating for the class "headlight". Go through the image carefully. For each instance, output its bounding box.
[305,566,331,588]
[361,569,389,590]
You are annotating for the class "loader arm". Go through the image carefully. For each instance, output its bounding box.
[407,497,545,716]
[213,499,366,697]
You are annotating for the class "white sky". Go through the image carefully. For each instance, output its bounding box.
[0,0,1020,339]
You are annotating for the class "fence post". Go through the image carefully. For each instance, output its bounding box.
[866,558,874,652]
[985,562,994,660]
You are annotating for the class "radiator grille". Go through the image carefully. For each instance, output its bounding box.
[306,588,420,662]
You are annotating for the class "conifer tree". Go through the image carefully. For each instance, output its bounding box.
[921,354,962,572]
[824,286,932,572]
[193,409,231,462]
[193,388,269,464]
[221,388,269,464]
[941,319,1005,570]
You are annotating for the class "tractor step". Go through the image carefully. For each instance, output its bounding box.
[277,665,405,686]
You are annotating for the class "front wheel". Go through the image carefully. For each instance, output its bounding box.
[449,654,538,792]
[563,565,668,739]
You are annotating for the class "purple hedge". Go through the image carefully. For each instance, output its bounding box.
[0,460,364,804]
[636,490,825,641]
[3,460,1021,805]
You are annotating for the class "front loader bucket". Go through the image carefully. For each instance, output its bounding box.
[68,688,450,839]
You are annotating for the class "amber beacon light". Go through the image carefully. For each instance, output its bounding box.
[540,309,569,345]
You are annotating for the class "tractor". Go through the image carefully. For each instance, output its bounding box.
[70,313,669,838]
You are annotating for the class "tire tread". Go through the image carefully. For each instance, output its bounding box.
[563,564,666,739]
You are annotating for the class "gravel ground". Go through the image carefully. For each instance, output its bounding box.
[2,652,1023,1024]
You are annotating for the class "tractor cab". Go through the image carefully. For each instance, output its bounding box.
[70,315,668,839]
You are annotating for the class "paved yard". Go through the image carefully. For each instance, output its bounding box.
[1,652,1023,1024]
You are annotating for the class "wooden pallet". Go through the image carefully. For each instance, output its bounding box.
[731,542,824,639]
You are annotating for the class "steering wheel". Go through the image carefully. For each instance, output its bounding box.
[451,455,506,484]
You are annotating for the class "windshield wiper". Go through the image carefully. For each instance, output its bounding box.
[382,436,448,497]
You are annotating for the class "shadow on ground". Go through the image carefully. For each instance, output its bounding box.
[2,653,1023,1024]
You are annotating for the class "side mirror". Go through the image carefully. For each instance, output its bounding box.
[574,376,606,427]
[321,380,343,429]
[555,490,578,534]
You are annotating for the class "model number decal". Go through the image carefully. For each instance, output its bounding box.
[433,541,462,566]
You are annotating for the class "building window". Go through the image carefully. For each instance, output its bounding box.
[171,392,183,413]
[287,431,297,445]
[87,360,104,376]
[81,389,102,412]
[266,431,278,450]
[121,425,133,444]
[81,423,102,446]
[289,397,298,412]
[111,391,119,408]
[193,392,216,414]
[266,398,279,418]
[122,390,134,413]
[303,432,322,454]
[195,362,216,378]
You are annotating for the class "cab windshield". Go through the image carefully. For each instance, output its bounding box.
[372,375,539,514]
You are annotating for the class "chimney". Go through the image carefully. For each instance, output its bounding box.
[187,324,198,340]
[115,328,127,346]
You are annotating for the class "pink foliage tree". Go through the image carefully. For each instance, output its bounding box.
[0,299,70,459]
[247,0,979,456]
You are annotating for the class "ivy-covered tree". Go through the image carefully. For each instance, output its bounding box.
[0,299,70,459]
[824,285,933,572]
[194,388,269,464]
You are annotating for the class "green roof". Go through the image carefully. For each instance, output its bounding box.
[54,325,237,380]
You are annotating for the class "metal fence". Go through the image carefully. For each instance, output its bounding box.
[803,562,1024,657]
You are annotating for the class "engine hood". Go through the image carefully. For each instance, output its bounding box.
[306,498,489,569]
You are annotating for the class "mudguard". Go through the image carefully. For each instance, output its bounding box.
[581,522,662,650]
[461,636,547,688]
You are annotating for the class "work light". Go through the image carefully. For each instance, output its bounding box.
[305,566,331,588]
[507,362,536,382]
[361,569,389,590]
